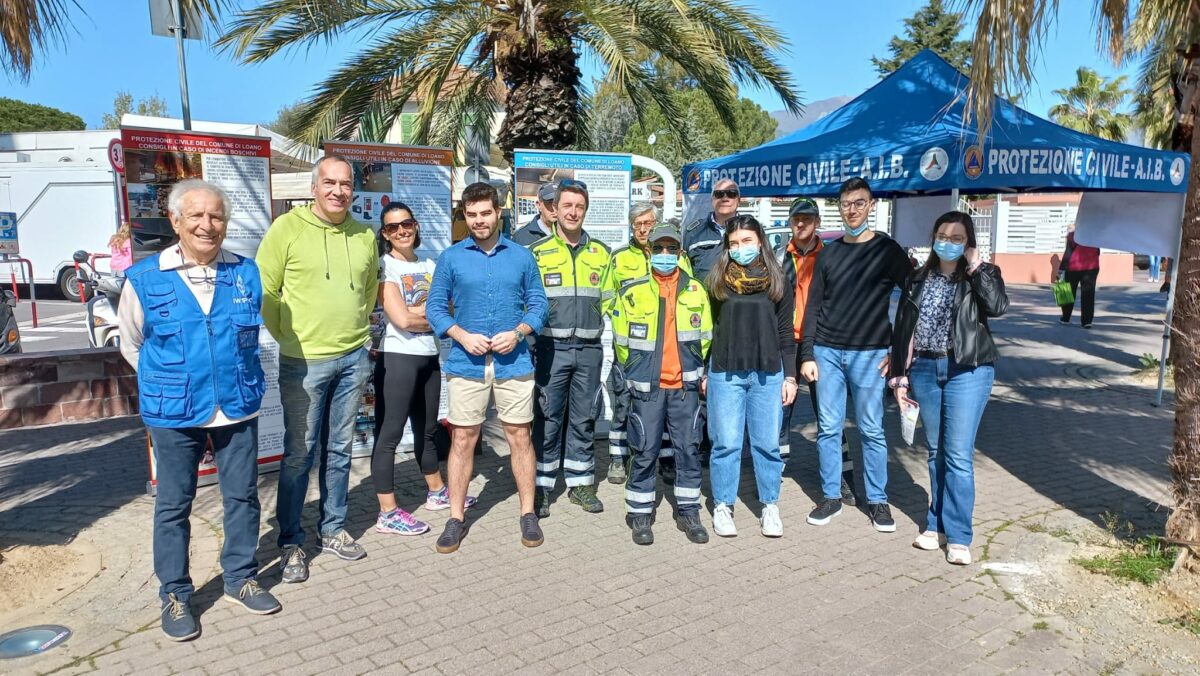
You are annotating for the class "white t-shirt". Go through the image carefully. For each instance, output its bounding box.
[380,254,439,356]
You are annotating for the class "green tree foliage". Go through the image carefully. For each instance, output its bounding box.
[262,100,308,138]
[100,91,169,129]
[1048,67,1133,141]
[0,97,85,132]
[872,0,972,77]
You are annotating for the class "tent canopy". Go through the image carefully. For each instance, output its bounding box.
[681,49,1189,199]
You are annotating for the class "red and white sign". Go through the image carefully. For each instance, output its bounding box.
[107,139,125,174]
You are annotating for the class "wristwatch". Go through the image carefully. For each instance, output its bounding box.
[514,327,527,341]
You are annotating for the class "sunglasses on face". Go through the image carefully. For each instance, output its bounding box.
[558,178,589,192]
[652,243,680,254]
[382,219,418,231]
[712,189,739,200]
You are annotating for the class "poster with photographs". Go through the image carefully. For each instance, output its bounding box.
[512,149,632,249]
[120,127,281,487]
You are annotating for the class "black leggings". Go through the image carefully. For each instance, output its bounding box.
[1060,268,1099,326]
[371,352,441,494]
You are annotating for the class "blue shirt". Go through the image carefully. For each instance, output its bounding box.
[427,234,548,378]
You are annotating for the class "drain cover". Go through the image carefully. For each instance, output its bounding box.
[0,625,71,659]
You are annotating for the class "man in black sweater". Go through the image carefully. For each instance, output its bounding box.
[799,178,911,533]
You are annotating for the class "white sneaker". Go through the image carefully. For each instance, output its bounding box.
[760,504,783,538]
[712,503,737,537]
[946,544,972,565]
[913,530,942,551]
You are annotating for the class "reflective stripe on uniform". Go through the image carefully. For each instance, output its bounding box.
[613,334,629,346]
[627,338,656,351]
[544,287,575,298]
[676,330,702,341]
[536,461,558,473]
[674,486,702,499]
[625,488,656,503]
[563,458,594,471]
[564,475,594,487]
[687,238,721,252]
[543,327,576,338]
[681,367,704,382]
[574,327,603,339]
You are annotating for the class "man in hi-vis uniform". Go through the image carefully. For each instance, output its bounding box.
[529,179,612,517]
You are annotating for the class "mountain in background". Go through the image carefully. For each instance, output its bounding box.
[771,96,854,138]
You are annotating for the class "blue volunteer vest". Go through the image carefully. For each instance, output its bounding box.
[127,252,265,428]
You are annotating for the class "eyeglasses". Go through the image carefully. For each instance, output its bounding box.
[651,243,680,254]
[712,189,739,200]
[632,217,656,229]
[838,199,871,211]
[382,219,418,231]
[558,178,589,192]
[935,234,968,245]
[184,266,217,286]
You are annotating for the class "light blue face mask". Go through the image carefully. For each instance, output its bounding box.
[933,240,965,262]
[651,253,679,274]
[843,222,870,237]
[729,245,760,266]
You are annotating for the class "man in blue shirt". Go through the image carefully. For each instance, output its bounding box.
[427,182,549,553]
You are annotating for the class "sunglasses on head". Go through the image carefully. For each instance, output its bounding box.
[712,189,739,199]
[382,218,418,231]
[558,178,589,192]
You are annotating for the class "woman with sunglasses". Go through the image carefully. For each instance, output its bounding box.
[888,211,1008,565]
[371,202,473,536]
[703,214,797,538]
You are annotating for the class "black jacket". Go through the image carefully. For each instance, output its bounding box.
[889,262,1009,379]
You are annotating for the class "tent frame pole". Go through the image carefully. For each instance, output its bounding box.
[1154,220,1185,407]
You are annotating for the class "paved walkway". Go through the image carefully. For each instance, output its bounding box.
[0,283,1188,675]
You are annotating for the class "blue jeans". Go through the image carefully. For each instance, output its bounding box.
[909,357,994,546]
[813,346,889,503]
[275,346,371,547]
[150,418,260,603]
[707,369,784,506]
[1148,255,1161,281]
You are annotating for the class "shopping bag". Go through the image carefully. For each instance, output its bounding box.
[900,397,920,446]
[1052,279,1074,306]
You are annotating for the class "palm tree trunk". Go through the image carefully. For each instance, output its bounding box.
[495,15,582,162]
[1167,42,1200,572]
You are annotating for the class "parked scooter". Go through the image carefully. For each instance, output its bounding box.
[0,289,20,354]
[72,250,123,348]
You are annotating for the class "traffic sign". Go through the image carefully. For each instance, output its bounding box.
[108,139,125,174]
[0,212,18,254]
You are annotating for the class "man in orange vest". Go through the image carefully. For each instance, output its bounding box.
[775,197,855,505]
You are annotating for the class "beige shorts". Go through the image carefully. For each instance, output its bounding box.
[446,358,535,426]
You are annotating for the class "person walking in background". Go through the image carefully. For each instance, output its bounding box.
[604,202,693,485]
[109,221,134,274]
[889,211,1008,566]
[610,224,712,546]
[704,214,796,538]
[370,202,477,538]
[1147,254,1161,283]
[800,178,911,533]
[426,182,548,553]
[258,155,379,584]
[1058,225,1100,329]
[119,179,280,641]
[529,180,611,517]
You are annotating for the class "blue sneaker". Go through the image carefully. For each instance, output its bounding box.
[375,508,430,535]
[424,486,476,511]
[223,580,282,615]
[161,593,200,641]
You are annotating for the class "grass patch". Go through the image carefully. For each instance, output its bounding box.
[1158,610,1200,635]
[1032,620,1049,630]
[1073,536,1176,585]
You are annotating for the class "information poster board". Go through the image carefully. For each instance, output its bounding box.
[512,149,632,249]
[120,127,282,486]
[322,141,454,257]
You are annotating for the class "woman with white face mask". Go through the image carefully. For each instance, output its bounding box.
[887,211,1009,566]
[702,214,796,539]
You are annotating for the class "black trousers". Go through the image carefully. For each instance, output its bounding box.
[1061,268,1099,326]
[371,352,441,493]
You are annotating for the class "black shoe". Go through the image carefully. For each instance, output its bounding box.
[534,489,550,518]
[223,580,282,615]
[659,457,677,485]
[436,518,466,553]
[160,593,199,642]
[607,458,627,484]
[629,514,654,545]
[279,545,308,584]
[869,503,897,533]
[520,512,544,547]
[568,485,604,513]
[806,498,843,526]
[675,512,709,544]
[840,477,857,506]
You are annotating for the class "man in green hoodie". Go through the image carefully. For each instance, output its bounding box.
[257,155,380,584]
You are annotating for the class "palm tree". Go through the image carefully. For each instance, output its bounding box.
[1,1,226,82]
[959,0,1200,572]
[1049,67,1133,141]
[215,0,801,162]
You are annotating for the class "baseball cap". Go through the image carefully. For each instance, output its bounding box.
[537,182,557,202]
[648,224,681,244]
[788,197,820,218]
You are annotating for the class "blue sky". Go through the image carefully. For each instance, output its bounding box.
[4,1,1135,131]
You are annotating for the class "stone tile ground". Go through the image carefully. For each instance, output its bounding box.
[0,283,1190,675]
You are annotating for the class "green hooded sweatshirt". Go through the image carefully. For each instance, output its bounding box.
[256,204,379,360]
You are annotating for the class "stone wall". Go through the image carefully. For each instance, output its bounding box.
[0,348,138,429]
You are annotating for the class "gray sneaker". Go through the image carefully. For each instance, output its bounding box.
[320,530,367,560]
[279,545,308,584]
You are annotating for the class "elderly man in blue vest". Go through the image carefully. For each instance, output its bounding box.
[119,178,281,642]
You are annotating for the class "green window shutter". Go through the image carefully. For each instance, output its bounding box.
[400,113,415,144]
